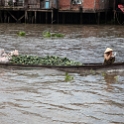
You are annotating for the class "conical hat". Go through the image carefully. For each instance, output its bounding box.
[104,48,113,53]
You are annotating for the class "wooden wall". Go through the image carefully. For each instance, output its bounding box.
[59,0,110,12]
[27,0,58,9]
[59,0,70,10]
[83,0,109,11]
[0,0,114,12]
[27,0,40,9]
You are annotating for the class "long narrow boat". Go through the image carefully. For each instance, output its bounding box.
[0,62,124,73]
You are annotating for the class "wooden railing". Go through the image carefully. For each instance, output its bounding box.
[0,0,58,9]
[0,0,24,7]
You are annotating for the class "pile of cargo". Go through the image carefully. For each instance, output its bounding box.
[10,55,82,66]
[0,49,19,63]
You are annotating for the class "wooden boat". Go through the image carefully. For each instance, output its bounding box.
[0,62,124,73]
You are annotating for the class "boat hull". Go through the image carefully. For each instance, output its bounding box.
[0,62,124,73]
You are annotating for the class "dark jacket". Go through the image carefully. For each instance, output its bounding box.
[104,56,115,65]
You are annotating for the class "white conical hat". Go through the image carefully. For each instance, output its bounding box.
[104,48,113,53]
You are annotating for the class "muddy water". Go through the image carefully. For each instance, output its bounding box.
[0,24,124,124]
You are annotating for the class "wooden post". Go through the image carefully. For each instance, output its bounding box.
[80,13,83,24]
[80,7,83,24]
[114,10,116,24]
[8,16,10,23]
[25,10,28,23]
[105,11,107,24]
[0,11,3,23]
[34,11,37,24]
[39,12,42,23]
[17,15,25,23]
[113,0,116,24]
[51,9,53,24]
[97,12,100,25]
[46,12,47,24]
[62,12,65,24]
[7,11,17,22]
[4,11,7,23]
[57,10,59,24]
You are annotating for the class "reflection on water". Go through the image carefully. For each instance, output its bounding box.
[104,73,117,91]
[0,24,124,124]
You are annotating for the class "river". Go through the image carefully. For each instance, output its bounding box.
[0,24,124,124]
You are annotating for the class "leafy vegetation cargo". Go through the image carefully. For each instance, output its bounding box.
[10,55,82,66]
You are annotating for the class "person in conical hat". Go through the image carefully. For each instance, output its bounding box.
[104,48,115,65]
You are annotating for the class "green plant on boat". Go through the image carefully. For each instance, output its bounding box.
[65,72,74,82]
[42,31,64,38]
[10,55,82,66]
[18,31,26,36]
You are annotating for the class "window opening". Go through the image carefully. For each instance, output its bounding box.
[72,0,82,4]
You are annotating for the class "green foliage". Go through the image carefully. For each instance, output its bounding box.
[18,31,26,36]
[42,31,51,38]
[65,72,74,82]
[10,55,82,66]
[42,31,64,38]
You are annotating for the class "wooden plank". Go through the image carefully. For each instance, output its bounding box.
[18,14,25,22]
[7,11,17,21]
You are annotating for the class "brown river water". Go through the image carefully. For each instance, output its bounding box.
[0,24,124,124]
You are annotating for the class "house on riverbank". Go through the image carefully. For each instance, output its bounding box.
[0,0,123,24]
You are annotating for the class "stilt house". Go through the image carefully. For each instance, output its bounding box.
[0,0,58,9]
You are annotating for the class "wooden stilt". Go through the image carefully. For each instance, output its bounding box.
[17,15,25,23]
[62,13,65,24]
[114,10,116,24]
[51,10,53,24]
[7,11,18,22]
[97,12,100,25]
[32,15,34,24]
[57,11,59,24]
[80,7,83,24]
[39,12,41,23]
[25,10,27,23]
[34,11,37,24]
[105,11,107,24]
[41,12,42,23]
[8,16,10,23]
[80,13,83,24]
[0,11,3,23]
[4,11,7,23]
[46,12,47,24]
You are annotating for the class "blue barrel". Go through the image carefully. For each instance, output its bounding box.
[45,1,50,9]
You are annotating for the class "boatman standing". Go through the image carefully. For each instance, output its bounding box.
[104,48,115,65]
